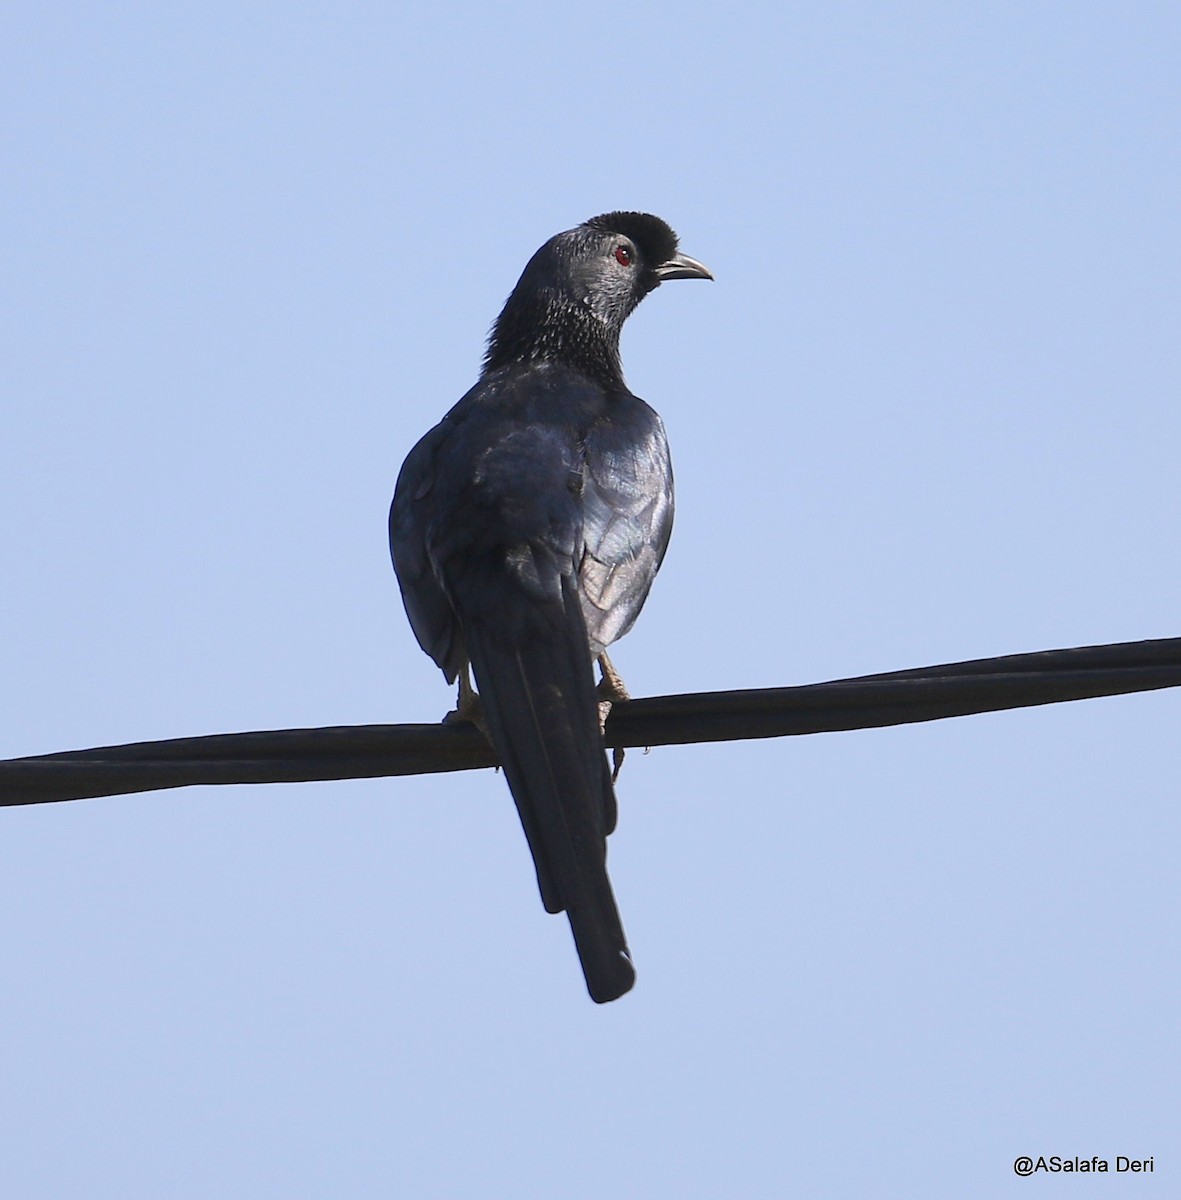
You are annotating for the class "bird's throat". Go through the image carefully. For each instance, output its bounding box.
[485,293,625,391]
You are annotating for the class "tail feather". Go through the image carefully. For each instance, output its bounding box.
[464,577,634,1004]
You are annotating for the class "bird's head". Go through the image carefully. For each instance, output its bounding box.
[484,212,712,388]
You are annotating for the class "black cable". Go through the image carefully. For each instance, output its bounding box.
[3,636,1179,807]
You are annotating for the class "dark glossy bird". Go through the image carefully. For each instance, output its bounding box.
[389,212,712,1002]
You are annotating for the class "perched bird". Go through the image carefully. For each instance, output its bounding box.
[389,212,712,1002]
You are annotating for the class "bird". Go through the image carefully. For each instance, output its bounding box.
[389,212,712,1002]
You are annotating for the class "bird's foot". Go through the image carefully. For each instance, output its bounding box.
[596,651,631,731]
[597,652,630,780]
[443,668,491,741]
[597,651,631,705]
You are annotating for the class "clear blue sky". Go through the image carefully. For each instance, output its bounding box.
[3,2,1179,1196]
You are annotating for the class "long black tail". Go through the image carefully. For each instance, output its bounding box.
[464,576,634,1003]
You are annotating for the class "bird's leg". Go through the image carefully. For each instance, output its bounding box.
[444,665,491,741]
[597,651,631,705]
[596,652,630,781]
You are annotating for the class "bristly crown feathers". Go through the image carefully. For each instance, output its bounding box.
[584,212,679,267]
[482,212,683,390]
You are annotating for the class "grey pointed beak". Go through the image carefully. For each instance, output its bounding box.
[653,251,714,282]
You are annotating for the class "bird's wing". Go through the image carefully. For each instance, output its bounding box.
[389,418,466,682]
[578,401,675,655]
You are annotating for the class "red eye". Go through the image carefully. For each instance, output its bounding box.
[614,245,632,267]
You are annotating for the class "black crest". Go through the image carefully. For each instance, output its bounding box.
[583,212,680,266]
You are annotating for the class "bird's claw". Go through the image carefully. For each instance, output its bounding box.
[610,745,626,783]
